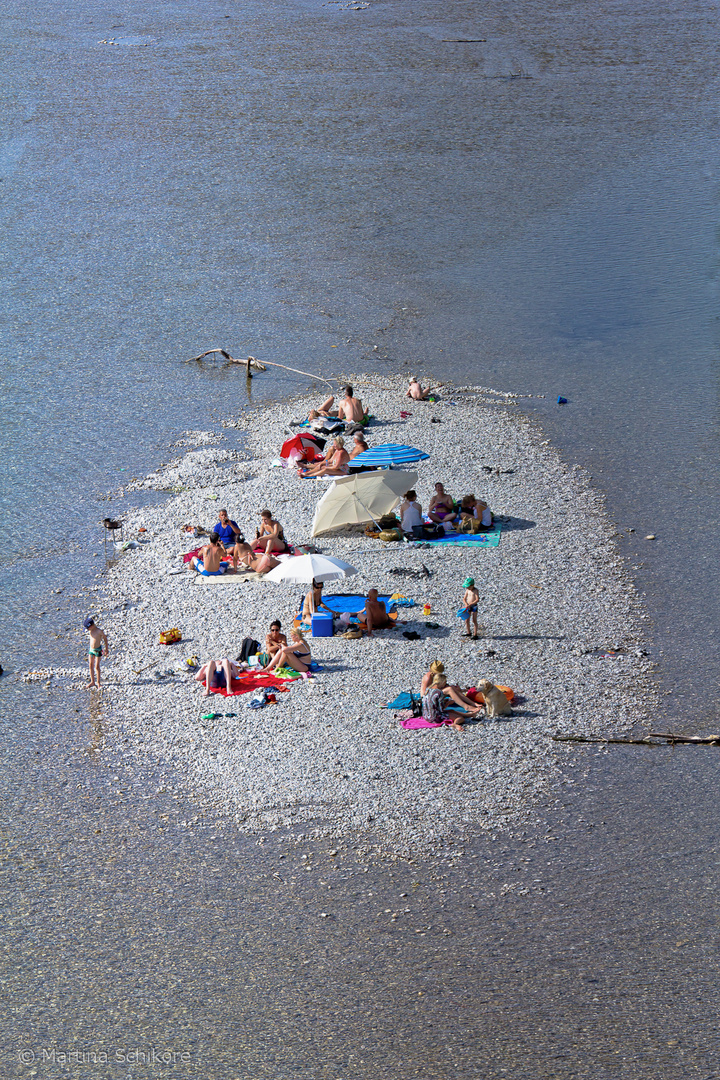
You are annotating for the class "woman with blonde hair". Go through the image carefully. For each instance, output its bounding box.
[261,628,313,674]
[420,660,481,714]
[299,437,350,478]
[421,674,467,729]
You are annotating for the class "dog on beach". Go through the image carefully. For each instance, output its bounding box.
[477,679,512,717]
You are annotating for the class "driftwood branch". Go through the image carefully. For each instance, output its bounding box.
[185,349,334,389]
[553,732,720,747]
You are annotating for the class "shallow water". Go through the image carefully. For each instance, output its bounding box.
[2,0,720,1073]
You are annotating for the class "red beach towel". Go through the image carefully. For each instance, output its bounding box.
[209,672,293,697]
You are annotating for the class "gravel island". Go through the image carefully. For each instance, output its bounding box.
[76,376,658,856]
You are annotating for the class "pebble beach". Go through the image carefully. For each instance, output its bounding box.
[56,375,658,857]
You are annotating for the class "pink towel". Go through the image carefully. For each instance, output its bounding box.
[399,715,455,729]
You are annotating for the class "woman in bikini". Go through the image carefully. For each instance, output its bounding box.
[428,482,457,524]
[265,620,287,659]
[261,629,313,674]
[253,510,288,554]
[299,437,350,478]
[233,541,280,574]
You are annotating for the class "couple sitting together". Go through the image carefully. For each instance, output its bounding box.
[191,509,288,575]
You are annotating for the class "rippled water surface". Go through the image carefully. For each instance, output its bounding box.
[2,0,719,1074]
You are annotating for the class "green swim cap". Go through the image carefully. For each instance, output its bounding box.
[463,577,475,588]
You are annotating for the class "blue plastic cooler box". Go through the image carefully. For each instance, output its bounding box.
[311,613,334,638]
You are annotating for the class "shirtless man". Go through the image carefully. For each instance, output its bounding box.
[336,385,368,424]
[359,588,394,637]
[190,532,228,575]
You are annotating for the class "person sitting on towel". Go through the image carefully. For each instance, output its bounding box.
[428,482,457,523]
[302,579,334,621]
[261,629,312,674]
[233,542,279,575]
[336,385,368,425]
[420,660,482,715]
[422,674,467,730]
[299,437,350,478]
[195,657,240,696]
[254,509,288,553]
[349,431,369,460]
[191,532,229,575]
[265,620,287,658]
[214,508,244,552]
[359,588,395,637]
[399,490,424,536]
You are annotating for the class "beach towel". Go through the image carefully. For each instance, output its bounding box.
[209,672,293,697]
[386,692,421,710]
[409,524,502,549]
[296,593,394,617]
[399,715,456,729]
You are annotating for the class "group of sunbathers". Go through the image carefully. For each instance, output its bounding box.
[397,483,493,536]
[195,619,315,695]
[190,508,289,576]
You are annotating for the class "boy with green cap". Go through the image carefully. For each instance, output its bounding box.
[461,577,479,638]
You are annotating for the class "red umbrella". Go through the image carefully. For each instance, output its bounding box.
[280,433,326,462]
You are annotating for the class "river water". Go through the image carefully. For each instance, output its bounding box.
[2,0,719,1075]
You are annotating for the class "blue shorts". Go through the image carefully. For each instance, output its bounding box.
[197,560,229,576]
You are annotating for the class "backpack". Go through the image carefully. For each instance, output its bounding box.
[236,637,261,663]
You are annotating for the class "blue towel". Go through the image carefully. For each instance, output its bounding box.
[386,692,420,710]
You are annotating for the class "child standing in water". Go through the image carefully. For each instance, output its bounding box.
[84,617,109,688]
[461,577,480,639]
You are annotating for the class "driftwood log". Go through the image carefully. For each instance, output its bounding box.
[553,732,720,747]
[186,349,334,389]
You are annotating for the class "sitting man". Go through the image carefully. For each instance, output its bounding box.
[214,508,244,553]
[337,385,368,425]
[190,532,229,575]
[358,588,395,637]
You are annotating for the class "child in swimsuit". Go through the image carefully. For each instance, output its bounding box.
[461,577,480,639]
[84,617,109,688]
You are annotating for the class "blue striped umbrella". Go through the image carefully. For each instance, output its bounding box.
[349,443,430,467]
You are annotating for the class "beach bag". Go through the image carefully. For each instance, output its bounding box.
[379,513,400,530]
[342,628,363,639]
[409,692,422,718]
[378,528,403,542]
[159,627,181,645]
[237,637,261,663]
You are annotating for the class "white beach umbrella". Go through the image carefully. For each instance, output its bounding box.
[263,553,358,584]
[311,470,419,537]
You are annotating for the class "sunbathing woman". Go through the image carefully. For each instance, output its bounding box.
[420,660,482,715]
[195,657,240,696]
[262,629,312,674]
[422,675,467,730]
[299,437,350,478]
[253,509,288,554]
[265,620,287,659]
[232,541,279,574]
[428,482,457,524]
